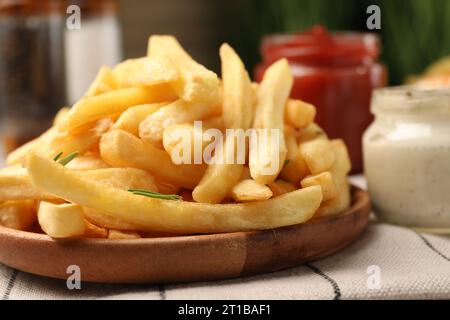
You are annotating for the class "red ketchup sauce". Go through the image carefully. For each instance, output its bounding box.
[255,26,387,173]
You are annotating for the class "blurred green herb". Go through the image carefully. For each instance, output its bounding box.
[128,189,182,201]
[53,152,63,162]
[54,151,78,166]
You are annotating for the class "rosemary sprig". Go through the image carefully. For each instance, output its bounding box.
[53,152,63,162]
[128,189,182,201]
[53,151,78,166]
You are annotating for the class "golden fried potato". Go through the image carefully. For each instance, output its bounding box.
[301,172,338,202]
[192,44,254,204]
[268,180,297,197]
[285,99,316,129]
[38,202,85,238]
[113,56,179,88]
[297,123,327,144]
[108,229,142,240]
[65,154,110,170]
[111,103,167,136]
[315,139,352,217]
[0,168,58,202]
[84,219,108,239]
[38,118,113,160]
[6,126,57,165]
[0,200,36,231]
[27,152,323,234]
[139,100,221,145]
[148,35,220,105]
[229,179,273,202]
[300,138,335,174]
[250,59,292,184]
[60,86,177,132]
[100,130,206,189]
[85,66,118,97]
[280,126,309,183]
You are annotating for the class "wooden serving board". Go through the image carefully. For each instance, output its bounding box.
[0,186,371,284]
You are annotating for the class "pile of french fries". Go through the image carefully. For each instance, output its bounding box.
[0,35,351,239]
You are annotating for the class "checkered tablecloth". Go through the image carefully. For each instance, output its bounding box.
[1,170,450,300]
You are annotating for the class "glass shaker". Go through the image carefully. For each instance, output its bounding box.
[0,0,66,153]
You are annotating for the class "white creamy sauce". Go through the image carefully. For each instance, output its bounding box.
[364,137,450,228]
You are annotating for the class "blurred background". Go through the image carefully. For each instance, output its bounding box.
[1,0,450,169]
[119,0,450,85]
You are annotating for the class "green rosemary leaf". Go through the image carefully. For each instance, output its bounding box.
[57,152,79,166]
[128,189,182,201]
[53,152,63,162]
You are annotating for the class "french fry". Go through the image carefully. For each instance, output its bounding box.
[80,168,159,192]
[192,44,254,204]
[6,126,57,165]
[285,99,316,129]
[229,179,273,202]
[220,43,254,129]
[315,139,352,217]
[301,172,338,202]
[0,165,22,174]
[108,229,141,240]
[85,66,118,97]
[111,103,166,136]
[249,59,292,185]
[84,219,108,238]
[100,130,206,189]
[300,138,336,175]
[297,123,327,144]
[280,126,310,183]
[27,152,323,234]
[193,138,245,203]
[6,138,41,166]
[315,181,351,218]
[148,35,220,105]
[329,139,352,179]
[65,154,110,170]
[113,56,179,88]
[268,180,297,197]
[60,86,177,132]
[38,118,113,159]
[0,167,157,202]
[0,168,58,202]
[84,208,147,231]
[38,202,86,238]
[53,107,70,125]
[0,35,354,239]
[153,179,180,195]
[139,100,221,145]
[0,200,36,231]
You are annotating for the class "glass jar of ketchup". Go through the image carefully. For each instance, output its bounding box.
[255,26,387,173]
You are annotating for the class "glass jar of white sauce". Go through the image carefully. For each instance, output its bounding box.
[363,86,450,233]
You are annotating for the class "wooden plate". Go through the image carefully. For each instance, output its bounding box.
[0,186,371,284]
